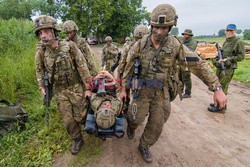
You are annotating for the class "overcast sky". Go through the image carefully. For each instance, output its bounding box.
[142,0,250,36]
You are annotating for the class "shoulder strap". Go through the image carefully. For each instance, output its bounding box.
[49,41,62,88]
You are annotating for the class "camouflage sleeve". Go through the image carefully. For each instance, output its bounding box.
[109,45,118,55]
[80,42,98,76]
[179,44,221,91]
[118,45,130,76]
[35,43,45,88]
[227,40,245,63]
[69,41,90,85]
[122,41,140,88]
[101,46,106,63]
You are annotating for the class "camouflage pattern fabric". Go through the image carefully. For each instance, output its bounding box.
[213,35,245,94]
[35,40,90,139]
[123,34,221,148]
[101,43,118,72]
[179,36,198,95]
[66,36,98,76]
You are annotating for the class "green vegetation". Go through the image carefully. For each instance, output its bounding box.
[194,36,250,45]
[233,59,250,84]
[0,19,103,166]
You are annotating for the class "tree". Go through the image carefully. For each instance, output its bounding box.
[237,29,242,35]
[243,29,250,40]
[63,0,149,40]
[170,27,179,36]
[32,0,68,19]
[218,29,226,37]
[0,0,33,20]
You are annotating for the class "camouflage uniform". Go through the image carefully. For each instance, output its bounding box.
[123,37,131,49]
[34,16,90,141]
[179,29,197,96]
[122,4,221,152]
[63,20,98,76]
[101,36,118,72]
[213,34,245,94]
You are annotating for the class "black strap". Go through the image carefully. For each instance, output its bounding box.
[151,37,169,72]
[48,41,61,89]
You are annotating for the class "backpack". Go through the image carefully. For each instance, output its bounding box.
[0,100,28,137]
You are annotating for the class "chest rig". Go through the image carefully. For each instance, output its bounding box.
[44,41,81,89]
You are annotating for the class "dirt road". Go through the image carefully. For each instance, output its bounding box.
[54,46,250,167]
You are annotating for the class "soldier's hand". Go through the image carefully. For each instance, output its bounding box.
[85,90,92,98]
[213,90,227,109]
[219,58,227,63]
[119,89,127,101]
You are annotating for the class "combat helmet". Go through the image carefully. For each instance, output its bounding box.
[105,36,112,42]
[34,15,61,36]
[150,4,178,27]
[134,25,149,38]
[95,107,116,129]
[62,20,79,33]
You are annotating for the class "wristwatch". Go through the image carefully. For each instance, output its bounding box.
[213,86,222,92]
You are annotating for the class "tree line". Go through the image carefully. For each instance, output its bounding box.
[0,0,149,41]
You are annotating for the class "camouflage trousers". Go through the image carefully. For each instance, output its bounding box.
[127,89,171,148]
[216,68,235,95]
[54,83,88,139]
[105,59,116,73]
[179,68,192,95]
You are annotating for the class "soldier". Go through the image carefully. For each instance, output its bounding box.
[118,25,149,79]
[123,37,131,49]
[88,70,123,129]
[62,20,98,76]
[120,4,227,163]
[34,15,91,154]
[180,29,198,98]
[101,36,119,72]
[208,24,245,112]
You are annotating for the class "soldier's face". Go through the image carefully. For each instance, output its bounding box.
[183,34,190,39]
[39,28,55,46]
[66,31,76,40]
[152,26,169,42]
[100,101,112,109]
[225,30,236,38]
[106,41,111,46]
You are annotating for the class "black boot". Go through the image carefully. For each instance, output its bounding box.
[138,144,153,163]
[127,127,135,140]
[71,135,84,155]
[182,93,191,98]
[207,105,227,113]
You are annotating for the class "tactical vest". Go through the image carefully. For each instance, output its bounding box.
[44,41,81,89]
[135,34,182,101]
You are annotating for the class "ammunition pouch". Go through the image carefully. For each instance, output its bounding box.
[85,111,125,140]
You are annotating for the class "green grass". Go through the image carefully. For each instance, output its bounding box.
[194,36,250,45]
[233,59,250,83]
[0,19,103,167]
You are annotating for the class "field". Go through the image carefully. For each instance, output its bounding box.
[0,19,249,166]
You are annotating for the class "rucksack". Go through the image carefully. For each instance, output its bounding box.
[0,100,28,137]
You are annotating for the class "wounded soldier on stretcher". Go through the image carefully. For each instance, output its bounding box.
[85,70,125,140]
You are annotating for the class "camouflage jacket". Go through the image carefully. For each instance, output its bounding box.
[35,40,90,90]
[101,43,118,62]
[118,42,136,77]
[183,37,197,51]
[66,36,98,76]
[122,34,221,93]
[213,35,245,69]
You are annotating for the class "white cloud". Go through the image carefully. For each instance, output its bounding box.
[142,0,250,35]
